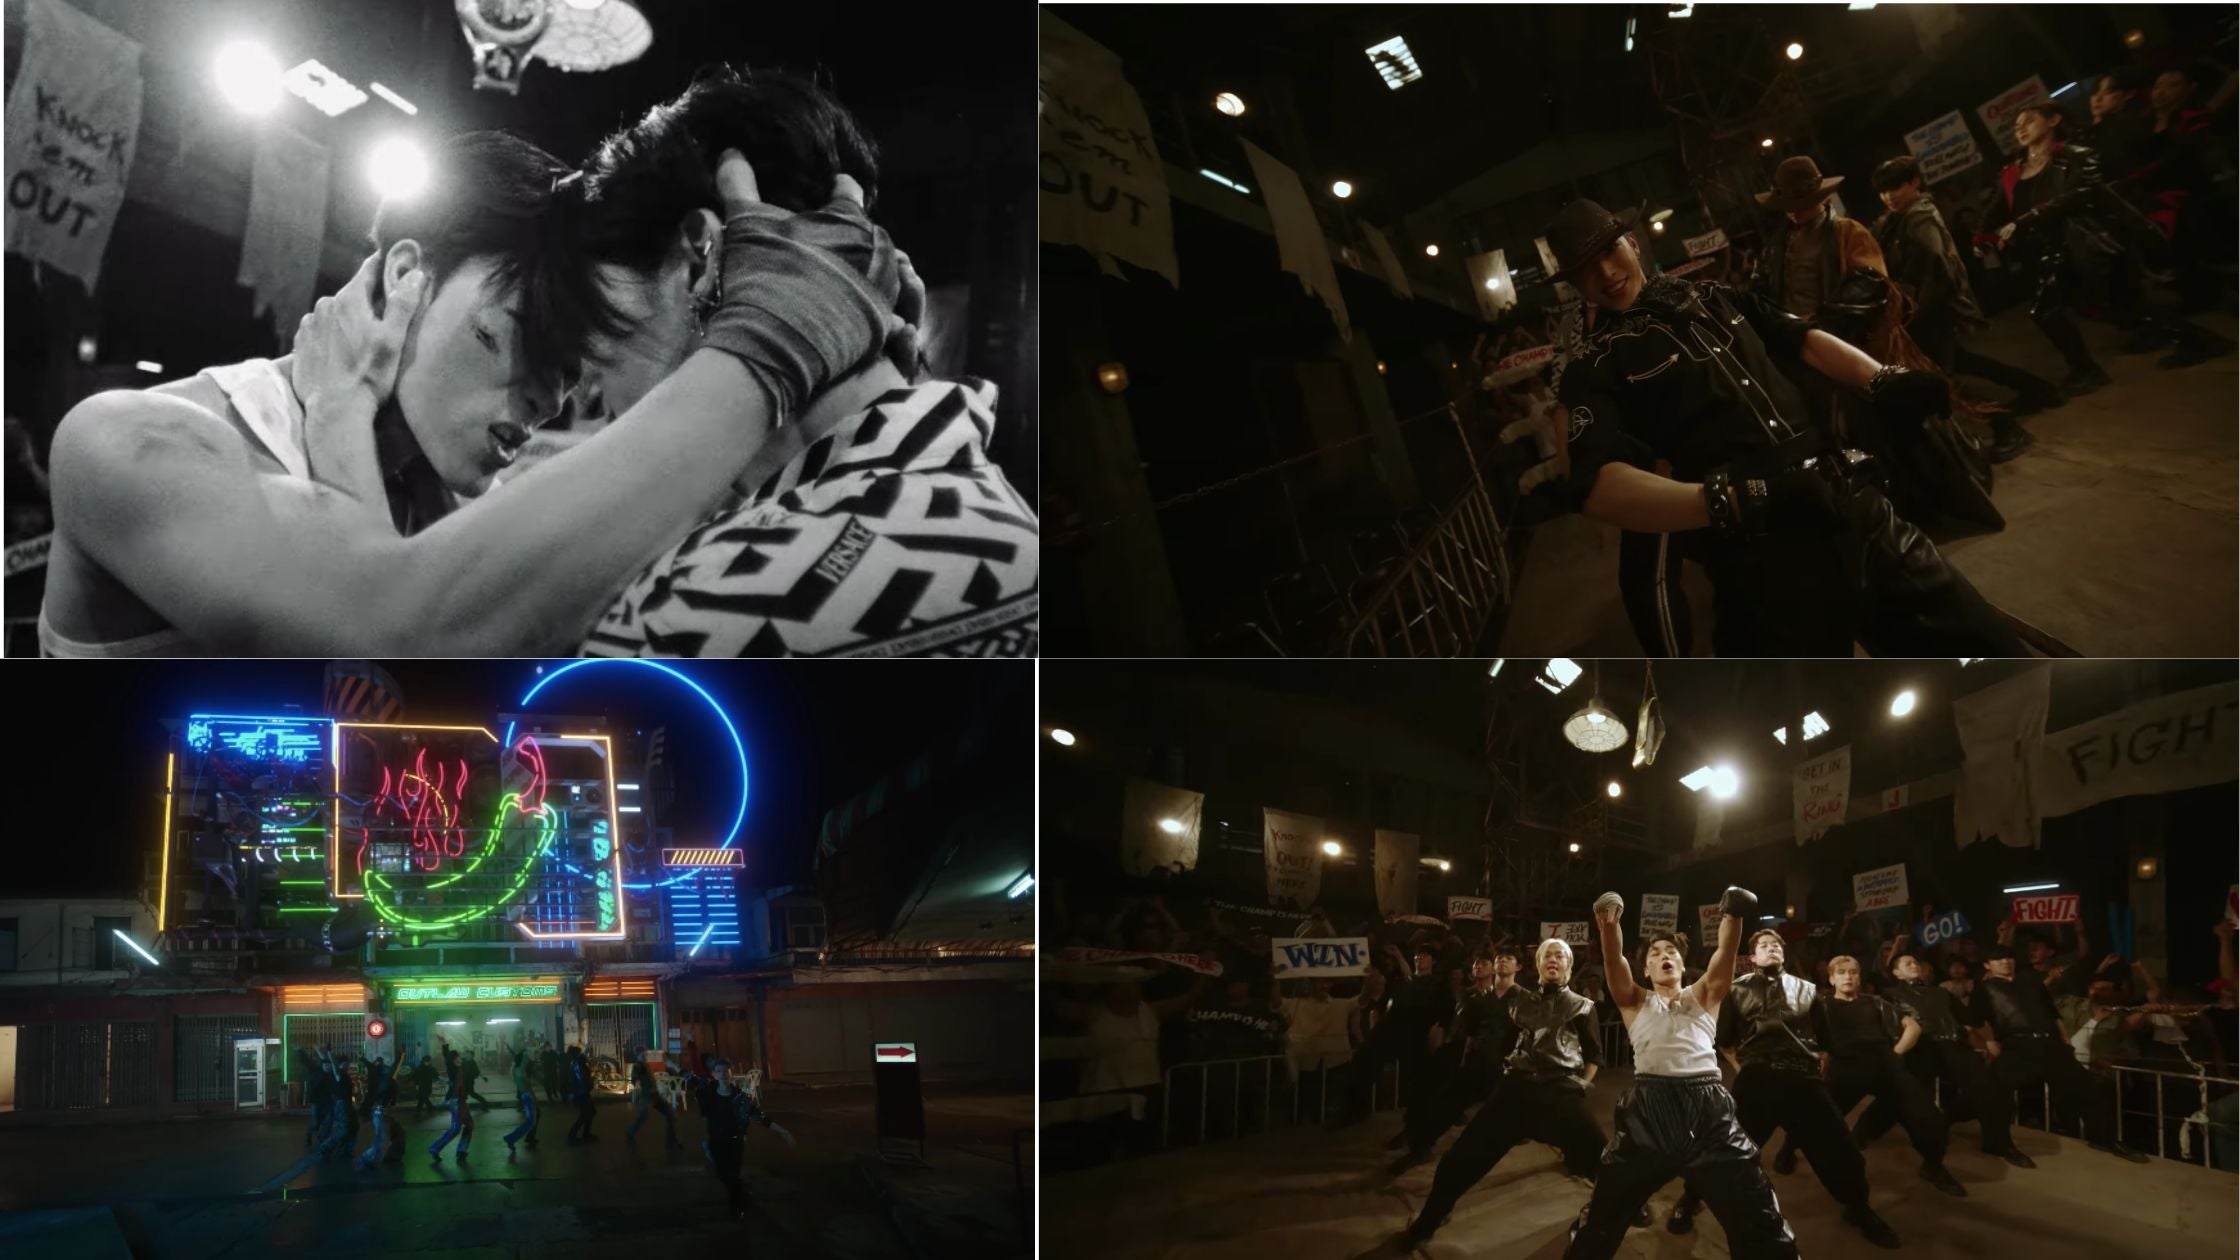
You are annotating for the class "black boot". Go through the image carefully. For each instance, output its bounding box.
[1989,416,2034,463]
[1773,1142,1799,1175]
[1667,1194,1699,1235]
[1921,1161,1967,1196]
[1989,1145,2036,1169]
[1844,1202,1902,1249]
[2089,1140,2151,1163]
[2060,364,2112,395]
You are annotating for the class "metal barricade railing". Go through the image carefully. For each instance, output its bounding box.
[1939,1059,2238,1170]
[1341,480,1511,657]
[1159,1054,1405,1150]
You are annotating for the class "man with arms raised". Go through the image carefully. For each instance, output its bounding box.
[1564,889,1798,1259]
[43,134,901,655]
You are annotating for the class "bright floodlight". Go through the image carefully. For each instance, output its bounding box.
[1535,657,1583,695]
[1425,243,1441,257]
[1007,872,1035,899]
[1762,137,1776,148]
[1651,221,1666,233]
[1049,729,1077,746]
[1786,42,1805,60]
[1801,711,1830,740]
[1607,781,1623,798]
[1437,859,1451,872]
[1680,765,1714,792]
[1322,840,1343,857]
[135,361,164,374]
[1215,91,1246,117]
[1568,842,1582,853]
[1331,180,1354,199]
[1890,689,1918,718]
[215,40,284,115]
[1708,765,1740,799]
[113,929,162,967]
[1158,818,1185,835]
[1365,35,1424,90]
[367,137,430,200]
[1488,659,1505,677]
[1485,277,1501,290]
[564,0,608,9]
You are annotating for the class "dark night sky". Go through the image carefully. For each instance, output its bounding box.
[4,660,1031,898]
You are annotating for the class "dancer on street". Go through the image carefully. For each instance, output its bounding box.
[695,1059,793,1218]
[1668,928,1901,1248]
[626,1046,683,1150]
[503,1031,542,1157]
[429,1043,474,1164]
[565,1045,599,1143]
[1565,888,1799,1260]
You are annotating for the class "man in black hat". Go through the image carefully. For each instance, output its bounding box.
[1872,155,2063,463]
[1857,947,2033,1166]
[1966,942,2149,1161]
[1667,930,1901,1248]
[1522,196,2028,656]
[1754,156,1878,325]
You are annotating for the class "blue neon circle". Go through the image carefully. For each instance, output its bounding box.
[505,660,749,891]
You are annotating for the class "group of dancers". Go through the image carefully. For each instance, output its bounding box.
[289,1035,789,1218]
[1385,886,2154,1258]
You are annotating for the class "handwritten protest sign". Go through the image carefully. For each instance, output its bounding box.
[1448,896,1492,922]
[1853,863,1910,912]
[1641,895,1679,933]
[2011,894,2079,925]
[1269,937,1371,980]
[1038,12,1178,285]
[1916,909,1972,947]
[1903,110,1983,185]
[1539,921,1591,946]
[1793,745,1851,843]
[3,0,145,291]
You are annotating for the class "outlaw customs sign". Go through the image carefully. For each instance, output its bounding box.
[1263,808,1325,908]
[1448,896,1492,922]
[1903,110,1984,185]
[1641,894,1680,934]
[1852,863,1910,912]
[3,0,144,291]
[2011,894,2079,925]
[1793,745,1852,843]
[1037,12,1178,286]
[2035,681,2239,817]
[1269,936,1372,980]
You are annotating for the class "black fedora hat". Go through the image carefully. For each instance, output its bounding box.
[1543,197,1647,280]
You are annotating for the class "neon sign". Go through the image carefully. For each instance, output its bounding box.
[186,715,328,763]
[663,848,745,868]
[393,982,561,1003]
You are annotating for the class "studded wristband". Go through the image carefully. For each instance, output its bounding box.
[1702,470,1739,534]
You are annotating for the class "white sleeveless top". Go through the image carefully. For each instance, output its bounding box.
[40,359,308,658]
[1629,986,1721,1077]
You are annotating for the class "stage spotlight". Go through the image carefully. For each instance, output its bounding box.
[1607,781,1623,798]
[1762,137,1776,148]
[1158,818,1185,835]
[1049,729,1077,746]
[1331,180,1354,199]
[1890,689,1917,718]
[1708,765,1739,799]
[215,39,284,115]
[1786,42,1805,60]
[1425,243,1441,257]
[1322,840,1343,857]
[1215,91,1246,117]
[366,136,430,200]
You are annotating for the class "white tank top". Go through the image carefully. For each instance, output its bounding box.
[1629,986,1721,1077]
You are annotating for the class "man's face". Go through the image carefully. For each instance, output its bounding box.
[1645,940,1684,984]
[1786,201,1827,229]
[2027,940,2055,968]
[1752,934,1786,969]
[1578,235,1645,312]
[1893,955,1922,983]
[1537,940,1571,984]
[1494,952,1519,979]
[2090,77,2130,122]
[385,255,565,497]
[1986,956,2016,979]
[1413,951,1435,976]
[1880,180,1922,214]
[1831,962,1861,996]
[2013,111,2051,148]
[1471,958,1494,984]
[2151,71,2190,113]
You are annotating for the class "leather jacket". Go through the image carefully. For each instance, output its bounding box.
[1720,969,1827,1073]
[1971,971,2064,1039]
[1981,142,2167,274]
[1504,982,1602,1087]
[1873,194,1985,334]
[1883,978,1963,1040]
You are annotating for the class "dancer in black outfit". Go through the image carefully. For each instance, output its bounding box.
[1856,949,2034,1166]
[1668,929,1900,1248]
[1565,889,1799,1260]
[1392,949,1522,1168]
[695,1059,793,1218]
[1396,936,1651,1247]
[1967,943,2150,1162]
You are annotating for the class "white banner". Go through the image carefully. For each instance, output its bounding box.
[1539,921,1591,947]
[1121,778,1204,876]
[2011,894,2079,925]
[1793,744,1852,843]
[1880,785,1910,813]
[1037,12,1179,286]
[1641,894,1679,934]
[1683,227,1728,258]
[237,124,330,343]
[3,0,144,292]
[1535,235,1561,277]
[1954,667,2052,848]
[1263,807,1325,910]
[1978,75,2051,155]
[5,532,53,576]
[1448,896,1491,922]
[1692,795,1725,852]
[1241,138,1351,341]
[1903,110,1984,186]
[1362,222,1414,300]
[1852,862,1911,912]
[1698,903,1723,942]
[2035,681,2239,817]
[1269,936,1371,980]
[1374,829,1420,919]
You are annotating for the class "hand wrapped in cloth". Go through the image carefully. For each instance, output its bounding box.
[698,149,906,418]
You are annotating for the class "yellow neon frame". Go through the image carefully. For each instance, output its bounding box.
[513,734,628,941]
[158,753,175,932]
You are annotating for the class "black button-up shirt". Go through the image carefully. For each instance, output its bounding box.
[1552,279,1821,512]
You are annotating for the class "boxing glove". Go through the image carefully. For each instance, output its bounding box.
[1718,886,1759,919]
[1593,892,1625,921]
